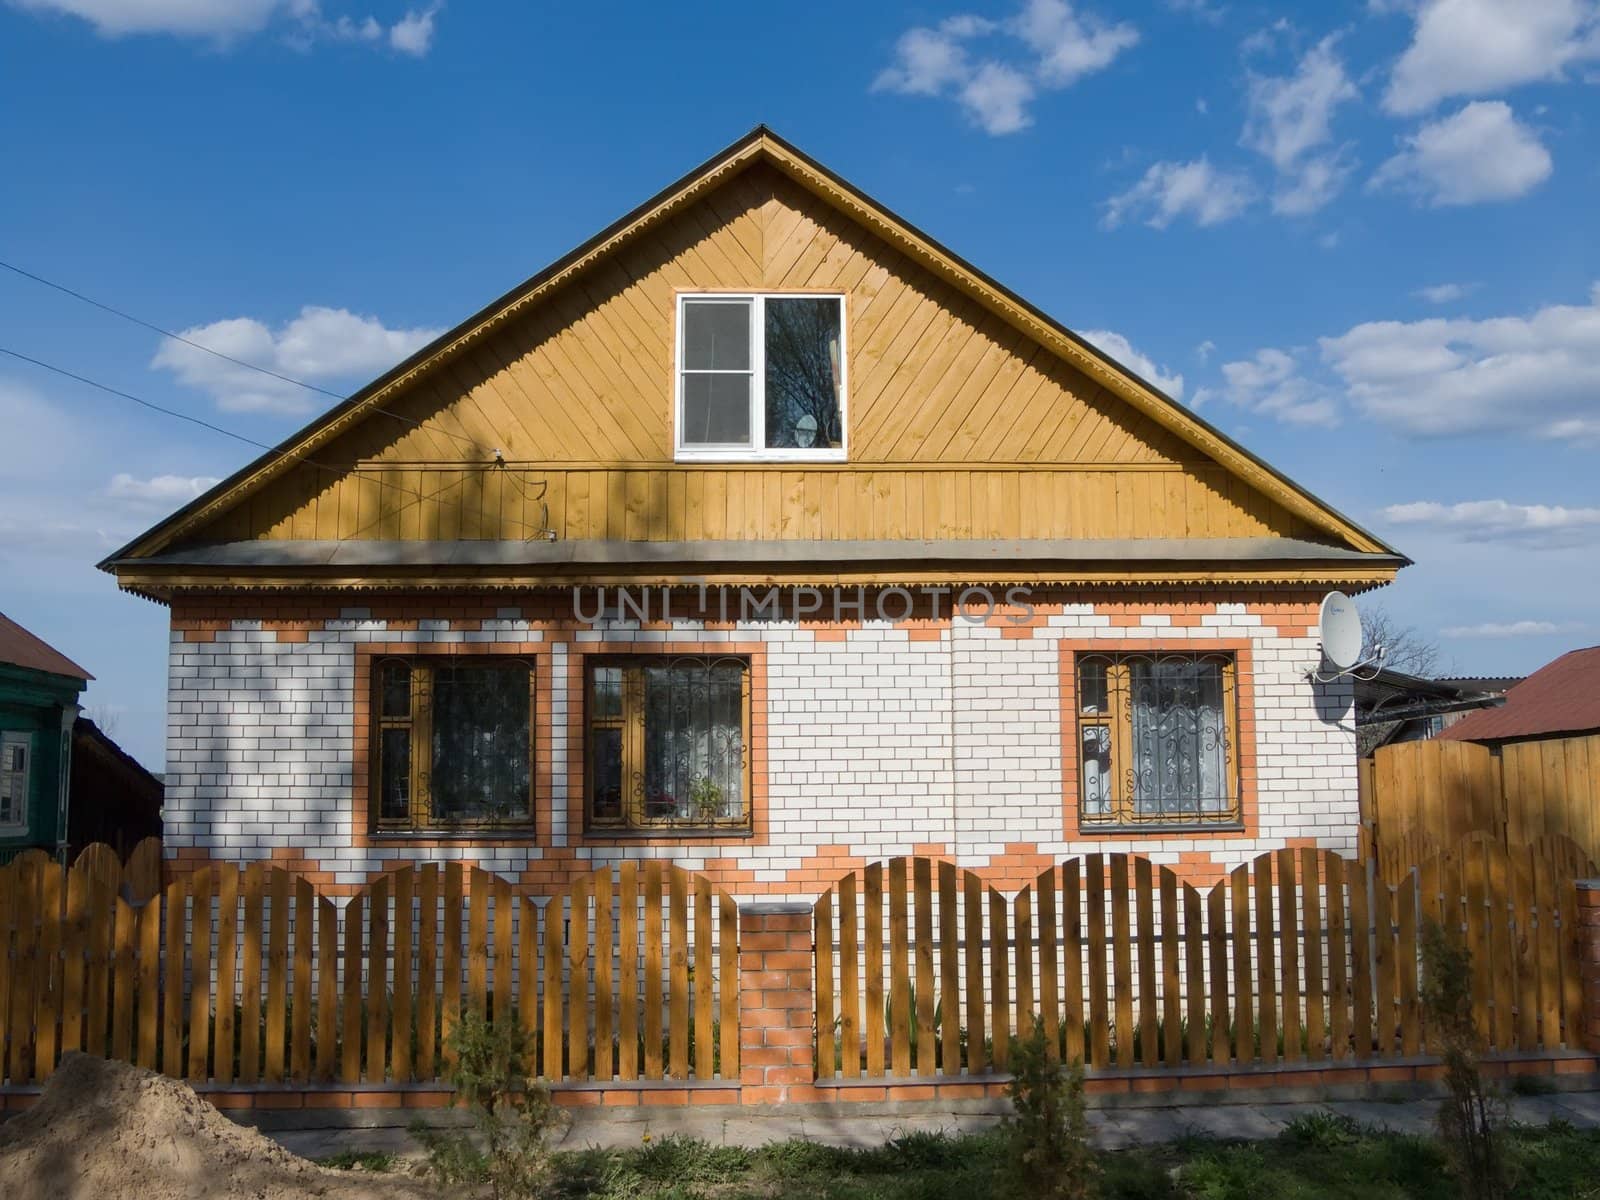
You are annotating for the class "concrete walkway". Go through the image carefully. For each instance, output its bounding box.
[269,1090,1600,1161]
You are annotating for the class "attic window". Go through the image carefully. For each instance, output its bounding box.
[675,294,846,460]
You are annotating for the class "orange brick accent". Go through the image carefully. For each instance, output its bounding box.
[738,903,815,1105]
[1579,882,1600,1053]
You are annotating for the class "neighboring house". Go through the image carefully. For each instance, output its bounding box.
[68,717,163,859]
[1440,646,1600,749]
[0,611,89,860]
[1354,669,1518,755]
[0,612,164,863]
[100,128,1406,897]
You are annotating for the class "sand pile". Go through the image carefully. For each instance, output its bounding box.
[0,1053,450,1199]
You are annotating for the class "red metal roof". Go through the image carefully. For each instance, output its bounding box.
[1439,645,1600,743]
[0,611,92,681]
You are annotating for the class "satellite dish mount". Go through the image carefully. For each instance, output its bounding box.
[1312,591,1383,682]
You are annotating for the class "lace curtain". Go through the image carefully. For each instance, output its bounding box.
[1129,658,1229,817]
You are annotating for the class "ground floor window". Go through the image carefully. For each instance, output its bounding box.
[0,732,29,830]
[373,657,534,830]
[1076,651,1240,829]
[585,655,751,834]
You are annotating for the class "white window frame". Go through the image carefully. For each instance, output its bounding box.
[0,732,30,832]
[674,291,848,462]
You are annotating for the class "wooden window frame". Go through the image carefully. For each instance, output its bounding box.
[583,654,754,836]
[0,731,29,831]
[673,291,849,463]
[371,655,537,833]
[1074,650,1243,832]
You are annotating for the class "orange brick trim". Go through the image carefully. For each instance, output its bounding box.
[1057,639,1260,844]
[350,641,554,850]
[561,640,770,850]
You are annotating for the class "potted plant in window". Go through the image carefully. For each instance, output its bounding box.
[689,774,723,824]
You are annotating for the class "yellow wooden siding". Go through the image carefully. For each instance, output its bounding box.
[190,165,1317,547]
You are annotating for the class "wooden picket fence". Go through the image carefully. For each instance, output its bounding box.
[0,845,739,1087]
[814,843,1587,1079]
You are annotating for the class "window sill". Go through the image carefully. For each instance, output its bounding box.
[582,828,755,841]
[1077,821,1246,837]
[369,828,538,841]
[673,448,847,464]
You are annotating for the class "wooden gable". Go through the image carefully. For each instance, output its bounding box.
[107,128,1402,589]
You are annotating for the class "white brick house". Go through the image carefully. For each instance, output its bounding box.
[104,130,1404,900]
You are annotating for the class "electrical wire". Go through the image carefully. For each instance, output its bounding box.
[0,256,489,457]
[0,345,535,526]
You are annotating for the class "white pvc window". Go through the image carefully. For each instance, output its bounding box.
[0,732,29,830]
[675,293,847,461]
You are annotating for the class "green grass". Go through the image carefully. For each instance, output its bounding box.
[315,1149,400,1173]
[317,1120,1600,1199]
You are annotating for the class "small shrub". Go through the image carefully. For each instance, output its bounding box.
[317,1150,397,1172]
[1281,1109,1361,1150]
[413,1010,558,1200]
[1421,918,1508,1200]
[1005,1016,1097,1200]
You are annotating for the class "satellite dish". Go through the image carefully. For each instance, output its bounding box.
[1318,591,1363,671]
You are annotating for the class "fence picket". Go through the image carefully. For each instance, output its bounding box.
[341,892,363,1083]
[1253,855,1276,1062]
[365,874,390,1083]
[265,870,289,1082]
[1277,850,1301,1062]
[111,895,136,1066]
[416,865,438,1080]
[914,859,937,1077]
[618,862,639,1081]
[1372,876,1396,1057]
[1206,881,1229,1064]
[1086,854,1108,1068]
[1229,865,1252,1063]
[988,886,1009,1071]
[517,891,538,1076]
[1109,855,1132,1068]
[1184,882,1205,1066]
[669,868,689,1079]
[59,863,88,1058]
[494,875,514,1030]
[392,867,414,1082]
[866,863,886,1077]
[292,876,314,1082]
[695,874,713,1081]
[185,869,212,1080]
[213,866,238,1084]
[1135,859,1158,1066]
[1326,855,1349,1061]
[442,862,463,1072]
[158,874,182,1080]
[1013,885,1033,1063]
[572,873,594,1080]
[1159,868,1181,1067]
[1397,875,1420,1056]
[543,895,564,1081]
[815,888,835,1080]
[888,858,910,1077]
[136,876,160,1072]
[643,860,664,1080]
[1301,848,1324,1062]
[595,871,614,1080]
[719,891,739,1080]
[468,873,489,1024]
[1062,860,1085,1067]
[1035,866,1058,1063]
[1535,866,1561,1048]
[1348,861,1373,1059]
[316,895,338,1081]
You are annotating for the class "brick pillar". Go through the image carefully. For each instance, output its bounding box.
[1579,881,1600,1053]
[738,902,817,1106]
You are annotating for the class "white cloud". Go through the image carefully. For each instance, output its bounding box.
[1195,347,1341,426]
[388,4,437,56]
[1241,36,1359,215]
[872,0,1136,135]
[1167,0,1226,23]
[1101,158,1255,229]
[107,473,221,506]
[9,0,442,53]
[1196,339,1216,361]
[1380,499,1600,547]
[1369,101,1552,206]
[1414,282,1479,303]
[1320,283,1600,438]
[1013,0,1140,87]
[1240,17,1293,57]
[1079,329,1185,399]
[1441,620,1583,638]
[1382,0,1600,115]
[151,305,443,415]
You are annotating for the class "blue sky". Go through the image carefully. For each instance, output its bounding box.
[1,0,1596,769]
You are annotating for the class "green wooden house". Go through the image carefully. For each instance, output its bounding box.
[0,611,90,859]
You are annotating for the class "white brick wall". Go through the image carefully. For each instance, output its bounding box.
[163,597,1357,899]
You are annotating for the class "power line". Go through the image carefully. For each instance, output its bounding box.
[0,256,488,456]
[0,345,518,521]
